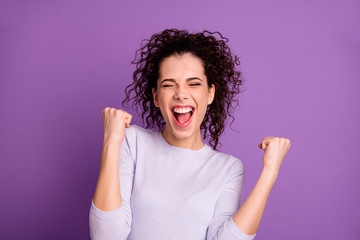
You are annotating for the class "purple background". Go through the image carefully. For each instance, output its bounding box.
[1,0,359,239]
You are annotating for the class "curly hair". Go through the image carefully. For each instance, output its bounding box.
[122,28,244,150]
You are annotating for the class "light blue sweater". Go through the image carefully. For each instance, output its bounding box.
[89,125,257,240]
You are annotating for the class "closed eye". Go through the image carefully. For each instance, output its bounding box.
[189,83,201,86]
[162,84,175,88]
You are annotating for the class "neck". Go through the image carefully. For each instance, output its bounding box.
[161,126,205,150]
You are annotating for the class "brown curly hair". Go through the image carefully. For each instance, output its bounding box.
[122,28,244,150]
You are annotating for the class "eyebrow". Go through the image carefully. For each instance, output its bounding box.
[160,77,203,84]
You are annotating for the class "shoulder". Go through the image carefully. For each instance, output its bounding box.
[121,125,159,160]
[124,124,159,146]
[208,149,245,175]
[125,124,157,138]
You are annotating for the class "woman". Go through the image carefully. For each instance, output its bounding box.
[89,29,291,240]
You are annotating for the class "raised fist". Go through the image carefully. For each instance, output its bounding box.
[258,137,291,174]
[101,107,132,146]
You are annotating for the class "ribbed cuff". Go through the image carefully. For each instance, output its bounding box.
[90,199,124,220]
[228,217,257,239]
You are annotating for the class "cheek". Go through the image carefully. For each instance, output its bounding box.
[157,93,170,117]
[157,92,167,107]
[194,92,209,114]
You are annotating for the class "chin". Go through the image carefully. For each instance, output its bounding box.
[170,126,196,140]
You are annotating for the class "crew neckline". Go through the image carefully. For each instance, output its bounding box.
[156,129,211,154]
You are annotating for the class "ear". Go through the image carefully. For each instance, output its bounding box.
[208,84,215,105]
[152,88,159,107]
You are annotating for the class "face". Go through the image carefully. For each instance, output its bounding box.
[152,52,215,147]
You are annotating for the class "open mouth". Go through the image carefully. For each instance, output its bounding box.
[172,106,194,127]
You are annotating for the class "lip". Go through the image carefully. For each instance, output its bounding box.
[171,105,195,128]
[171,105,195,111]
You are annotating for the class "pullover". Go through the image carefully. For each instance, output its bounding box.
[89,125,257,240]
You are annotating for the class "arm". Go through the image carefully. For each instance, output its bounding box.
[89,129,135,240]
[233,136,291,236]
[232,167,277,235]
[92,107,132,211]
[207,137,290,239]
[92,142,122,211]
[89,108,135,240]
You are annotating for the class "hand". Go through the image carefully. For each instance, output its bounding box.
[258,137,291,174]
[102,107,132,146]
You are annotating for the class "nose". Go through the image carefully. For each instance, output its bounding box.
[174,84,189,101]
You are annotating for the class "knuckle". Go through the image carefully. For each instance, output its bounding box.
[116,111,124,118]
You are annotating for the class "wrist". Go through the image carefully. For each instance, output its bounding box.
[261,166,279,183]
[103,140,122,148]
[100,143,121,168]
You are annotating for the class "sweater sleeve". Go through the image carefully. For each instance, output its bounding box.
[206,158,257,240]
[89,127,136,240]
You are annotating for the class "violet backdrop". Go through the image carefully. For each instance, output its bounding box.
[0,0,359,239]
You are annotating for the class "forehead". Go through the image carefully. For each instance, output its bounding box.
[158,53,205,79]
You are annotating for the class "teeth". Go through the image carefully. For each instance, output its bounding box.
[173,107,192,114]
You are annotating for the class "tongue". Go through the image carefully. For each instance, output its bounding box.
[176,112,191,123]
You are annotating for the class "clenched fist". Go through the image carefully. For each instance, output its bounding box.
[102,107,132,146]
[258,137,291,174]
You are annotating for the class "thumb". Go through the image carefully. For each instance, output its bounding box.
[124,119,131,128]
[258,142,268,150]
